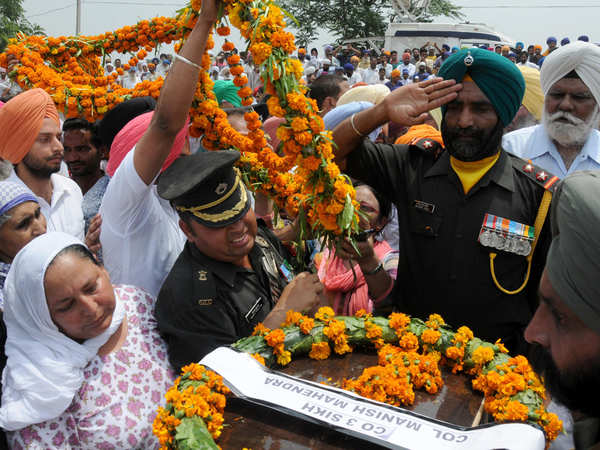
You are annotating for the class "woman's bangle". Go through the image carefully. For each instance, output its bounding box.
[173,53,201,70]
[350,113,366,137]
[363,262,384,276]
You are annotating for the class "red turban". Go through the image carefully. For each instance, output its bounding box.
[106,111,189,177]
[395,124,444,147]
[0,89,59,164]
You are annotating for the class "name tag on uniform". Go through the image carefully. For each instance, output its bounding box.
[245,296,264,323]
[412,199,435,214]
[198,298,213,306]
[478,213,534,256]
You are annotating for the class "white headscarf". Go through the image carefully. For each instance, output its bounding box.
[0,232,125,430]
[540,41,600,104]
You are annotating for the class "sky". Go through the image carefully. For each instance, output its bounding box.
[21,0,600,54]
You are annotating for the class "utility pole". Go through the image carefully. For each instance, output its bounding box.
[76,0,82,35]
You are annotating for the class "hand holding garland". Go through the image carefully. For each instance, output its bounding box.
[133,0,220,185]
[335,235,393,302]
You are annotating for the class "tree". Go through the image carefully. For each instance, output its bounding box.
[279,0,463,47]
[0,0,45,53]
[279,0,390,46]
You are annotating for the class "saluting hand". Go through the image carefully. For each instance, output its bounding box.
[383,77,462,126]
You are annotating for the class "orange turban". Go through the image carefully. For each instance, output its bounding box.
[395,124,444,147]
[391,69,401,78]
[0,88,59,164]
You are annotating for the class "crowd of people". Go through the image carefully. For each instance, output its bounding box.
[0,0,599,447]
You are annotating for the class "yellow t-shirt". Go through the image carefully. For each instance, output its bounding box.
[450,153,501,194]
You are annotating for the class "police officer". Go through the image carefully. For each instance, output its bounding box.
[332,48,557,354]
[154,150,323,371]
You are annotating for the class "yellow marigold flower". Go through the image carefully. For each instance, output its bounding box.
[309,341,331,360]
[276,349,292,366]
[290,116,308,132]
[315,306,335,322]
[425,313,445,330]
[471,346,495,366]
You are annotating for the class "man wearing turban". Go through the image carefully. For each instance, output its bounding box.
[331,48,557,354]
[0,89,84,240]
[525,171,600,449]
[503,41,600,179]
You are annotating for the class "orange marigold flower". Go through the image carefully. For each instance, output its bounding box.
[425,313,445,330]
[251,353,265,365]
[216,26,231,36]
[421,329,441,345]
[471,346,495,366]
[252,322,271,336]
[315,306,335,323]
[398,332,419,351]
[222,41,235,52]
[265,328,286,347]
[309,342,331,360]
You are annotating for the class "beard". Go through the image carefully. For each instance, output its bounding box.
[529,344,600,416]
[22,152,61,178]
[442,119,504,162]
[543,106,600,147]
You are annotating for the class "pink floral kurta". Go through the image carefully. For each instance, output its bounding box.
[8,286,175,449]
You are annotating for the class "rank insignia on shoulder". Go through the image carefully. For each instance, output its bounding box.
[513,158,560,192]
[478,213,534,256]
[198,298,213,306]
[198,270,208,281]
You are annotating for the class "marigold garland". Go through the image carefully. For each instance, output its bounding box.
[1,0,360,256]
[233,309,563,445]
[153,363,229,449]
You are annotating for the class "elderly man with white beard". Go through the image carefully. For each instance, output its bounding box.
[503,41,600,178]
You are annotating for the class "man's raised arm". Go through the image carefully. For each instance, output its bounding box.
[332,77,461,167]
[133,0,219,185]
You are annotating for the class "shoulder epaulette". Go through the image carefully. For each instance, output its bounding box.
[408,138,444,160]
[509,153,560,193]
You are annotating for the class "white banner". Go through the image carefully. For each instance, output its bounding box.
[200,347,546,450]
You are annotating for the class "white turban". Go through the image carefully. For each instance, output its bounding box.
[337,84,390,106]
[540,41,600,105]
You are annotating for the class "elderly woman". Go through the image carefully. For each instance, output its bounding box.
[0,181,46,308]
[0,232,174,448]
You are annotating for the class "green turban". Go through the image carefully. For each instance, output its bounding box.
[547,171,600,335]
[438,48,525,126]
[213,80,242,108]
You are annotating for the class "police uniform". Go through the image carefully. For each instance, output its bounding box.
[154,151,294,371]
[346,140,557,353]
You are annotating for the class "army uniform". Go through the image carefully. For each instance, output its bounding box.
[154,150,295,371]
[155,225,292,372]
[346,140,558,353]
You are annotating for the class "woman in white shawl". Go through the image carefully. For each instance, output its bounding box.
[0,232,174,448]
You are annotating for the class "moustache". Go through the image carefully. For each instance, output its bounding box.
[548,111,585,126]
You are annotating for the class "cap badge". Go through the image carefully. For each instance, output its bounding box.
[215,183,228,195]
[464,51,474,67]
[198,270,208,281]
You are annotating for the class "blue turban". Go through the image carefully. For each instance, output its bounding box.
[578,35,590,42]
[437,48,526,127]
[561,38,570,46]
[516,41,524,49]
[343,63,354,71]
[323,102,381,142]
[547,36,557,44]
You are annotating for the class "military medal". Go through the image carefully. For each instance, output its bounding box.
[478,213,535,256]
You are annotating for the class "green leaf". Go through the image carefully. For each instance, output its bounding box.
[174,416,219,450]
[339,193,354,230]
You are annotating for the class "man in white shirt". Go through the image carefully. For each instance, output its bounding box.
[0,89,84,240]
[516,51,539,70]
[362,56,380,85]
[399,52,416,78]
[503,41,600,179]
[121,67,141,89]
[99,4,217,298]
